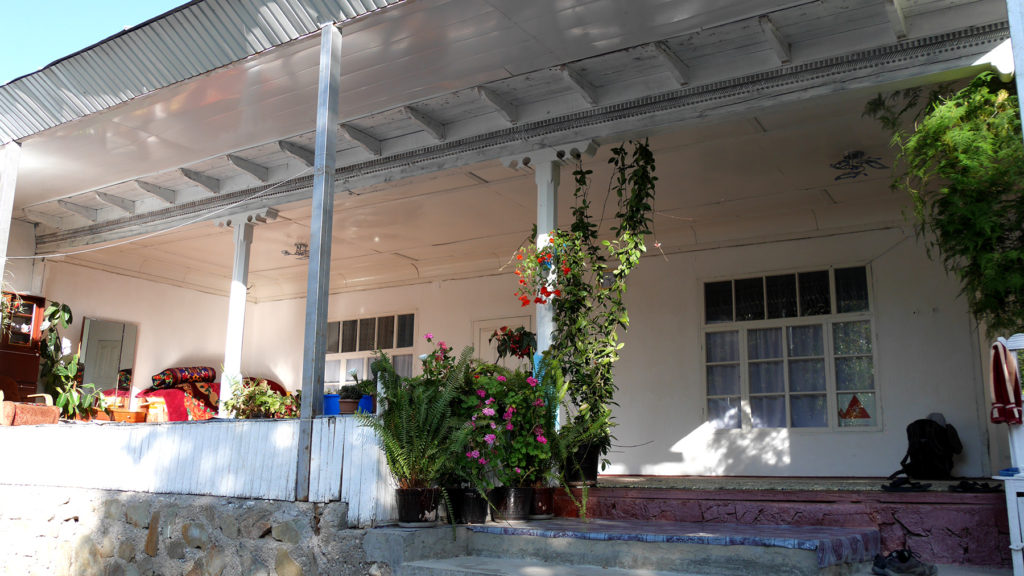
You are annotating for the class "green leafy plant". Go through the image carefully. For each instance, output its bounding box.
[866,72,1024,336]
[356,336,473,489]
[224,378,300,419]
[488,326,537,363]
[55,373,109,420]
[338,384,364,400]
[512,140,657,464]
[0,289,22,340]
[39,301,75,397]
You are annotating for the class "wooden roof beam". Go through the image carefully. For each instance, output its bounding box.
[180,168,221,194]
[22,208,62,230]
[884,0,907,40]
[226,154,270,182]
[278,140,315,167]
[759,15,791,65]
[476,86,517,124]
[560,64,599,106]
[340,124,381,157]
[403,106,445,142]
[134,180,177,204]
[95,191,136,215]
[58,199,99,222]
[653,41,689,86]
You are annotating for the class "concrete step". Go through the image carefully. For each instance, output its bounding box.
[402,555,703,575]
[364,519,878,576]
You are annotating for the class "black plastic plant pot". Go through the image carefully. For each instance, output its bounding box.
[396,488,440,527]
[490,487,533,522]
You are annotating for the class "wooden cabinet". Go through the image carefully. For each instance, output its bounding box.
[1,293,44,401]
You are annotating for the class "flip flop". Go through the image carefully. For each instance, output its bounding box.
[949,480,1002,493]
[882,477,932,492]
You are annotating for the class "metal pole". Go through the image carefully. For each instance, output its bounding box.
[218,219,254,417]
[296,22,341,502]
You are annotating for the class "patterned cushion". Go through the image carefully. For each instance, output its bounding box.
[151,366,217,389]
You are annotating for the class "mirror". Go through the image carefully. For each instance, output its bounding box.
[80,318,138,394]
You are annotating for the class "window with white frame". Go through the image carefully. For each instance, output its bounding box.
[703,267,876,430]
[324,313,416,386]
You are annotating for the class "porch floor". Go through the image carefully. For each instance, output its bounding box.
[595,475,994,492]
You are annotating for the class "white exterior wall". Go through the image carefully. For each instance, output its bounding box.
[5,219,37,294]
[38,226,994,478]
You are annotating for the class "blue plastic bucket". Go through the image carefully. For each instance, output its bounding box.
[323,394,340,415]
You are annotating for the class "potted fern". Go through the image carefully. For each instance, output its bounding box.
[356,334,472,526]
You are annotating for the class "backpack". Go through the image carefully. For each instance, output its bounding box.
[889,418,963,480]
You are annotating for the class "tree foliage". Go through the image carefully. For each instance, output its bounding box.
[867,72,1024,336]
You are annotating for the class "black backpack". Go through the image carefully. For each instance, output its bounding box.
[889,418,963,480]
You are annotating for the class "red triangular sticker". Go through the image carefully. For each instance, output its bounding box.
[840,395,871,419]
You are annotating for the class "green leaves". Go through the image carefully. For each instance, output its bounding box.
[869,72,1024,336]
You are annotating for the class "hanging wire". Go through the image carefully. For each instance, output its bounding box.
[8,167,314,260]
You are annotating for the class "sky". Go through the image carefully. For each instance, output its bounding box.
[0,0,189,86]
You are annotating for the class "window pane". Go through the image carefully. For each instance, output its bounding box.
[377,316,395,350]
[788,325,823,357]
[707,365,740,396]
[706,331,739,363]
[748,328,782,360]
[708,397,741,429]
[751,395,786,428]
[396,314,415,348]
[341,320,358,353]
[766,274,797,319]
[326,321,341,353]
[838,392,876,427]
[704,281,733,323]
[790,394,827,427]
[734,278,765,321]
[836,267,869,313]
[750,361,784,394]
[325,359,342,384]
[393,354,414,378]
[833,321,872,355]
[836,356,874,391]
[789,359,825,392]
[358,318,376,351]
[798,271,830,316]
[345,358,364,382]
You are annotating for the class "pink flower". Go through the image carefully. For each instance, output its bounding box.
[477,389,486,397]
[496,375,506,382]
[438,341,447,350]
[506,423,513,430]
[527,377,538,387]
[485,397,495,405]
[478,458,487,465]
[484,433,497,445]
[466,450,480,459]
[482,407,495,416]
[424,332,433,340]
[536,435,547,444]
[490,422,496,429]
[533,398,544,406]
[515,467,521,474]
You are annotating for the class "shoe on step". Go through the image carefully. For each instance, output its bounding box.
[871,549,937,575]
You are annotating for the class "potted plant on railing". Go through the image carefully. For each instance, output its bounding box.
[337,384,362,414]
[511,140,656,485]
[356,334,473,527]
[223,378,300,419]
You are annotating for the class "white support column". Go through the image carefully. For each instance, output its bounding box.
[0,142,21,285]
[297,23,342,502]
[534,158,559,357]
[217,209,277,417]
[1009,0,1024,146]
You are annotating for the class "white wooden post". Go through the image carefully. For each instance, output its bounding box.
[297,22,342,502]
[0,142,21,286]
[217,209,277,417]
[534,158,559,357]
[1008,0,1024,146]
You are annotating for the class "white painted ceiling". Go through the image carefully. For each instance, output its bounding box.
[6,0,1008,301]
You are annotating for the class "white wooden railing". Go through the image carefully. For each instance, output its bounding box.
[0,416,395,526]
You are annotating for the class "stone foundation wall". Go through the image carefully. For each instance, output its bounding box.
[0,485,388,576]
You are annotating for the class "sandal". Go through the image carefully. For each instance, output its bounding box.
[882,477,932,492]
[949,480,1002,493]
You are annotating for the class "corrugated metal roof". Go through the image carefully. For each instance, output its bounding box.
[0,0,402,143]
